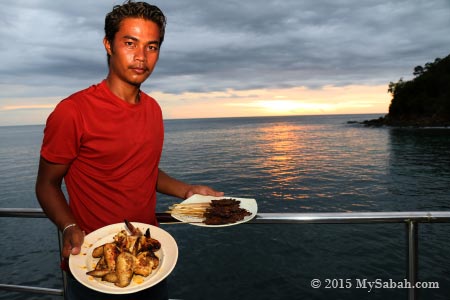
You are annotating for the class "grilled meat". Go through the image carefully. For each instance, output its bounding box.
[86,243,118,277]
[85,222,161,288]
[115,252,135,287]
[133,251,159,277]
[203,199,252,225]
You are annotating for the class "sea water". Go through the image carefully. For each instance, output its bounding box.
[1,114,450,299]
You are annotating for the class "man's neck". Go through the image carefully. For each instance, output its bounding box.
[105,76,141,105]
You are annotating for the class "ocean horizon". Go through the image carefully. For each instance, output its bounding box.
[0,112,388,128]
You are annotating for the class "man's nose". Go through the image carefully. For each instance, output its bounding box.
[134,46,145,61]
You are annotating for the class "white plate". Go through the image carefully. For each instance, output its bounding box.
[171,194,258,227]
[69,222,178,294]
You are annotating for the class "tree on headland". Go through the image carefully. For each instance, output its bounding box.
[364,54,450,127]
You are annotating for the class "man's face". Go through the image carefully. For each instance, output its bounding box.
[104,18,161,87]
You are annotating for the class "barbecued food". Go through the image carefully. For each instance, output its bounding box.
[86,222,161,288]
[86,243,118,277]
[115,252,135,287]
[204,199,252,225]
[169,198,253,225]
[134,251,159,277]
[210,198,240,207]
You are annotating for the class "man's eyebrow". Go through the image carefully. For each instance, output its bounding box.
[122,35,160,45]
[122,35,136,40]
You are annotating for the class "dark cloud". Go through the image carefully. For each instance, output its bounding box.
[1,0,450,97]
[151,0,450,93]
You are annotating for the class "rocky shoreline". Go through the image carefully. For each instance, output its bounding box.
[349,115,450,128]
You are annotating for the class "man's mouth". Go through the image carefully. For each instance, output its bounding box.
[130,66,148,74]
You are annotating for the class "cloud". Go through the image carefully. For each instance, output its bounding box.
[147,0,450,94]
[0,0,449,125]
[1,104,55,111]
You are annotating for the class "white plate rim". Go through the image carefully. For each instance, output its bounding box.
[171,194,258,227]
[69,222,178,294]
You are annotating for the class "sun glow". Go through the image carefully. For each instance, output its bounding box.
[1,104,55,111]
[0,84,390,126]
[256,100,333,114]
[157,84,390,120]
[258,100,300,112]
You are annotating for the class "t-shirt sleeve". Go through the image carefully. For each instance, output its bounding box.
[40,99,82,164]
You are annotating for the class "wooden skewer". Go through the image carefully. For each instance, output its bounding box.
[168,208,206,213]
[171,202,210,206]
[169,203,210,209]
[167,207,206,212]
[167,201,214,219]
[168,204,210,212]
[168,209,206,212]
[167,213,204,219]
[169,206,208,210]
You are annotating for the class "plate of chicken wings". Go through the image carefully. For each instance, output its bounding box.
[69,221,178,294]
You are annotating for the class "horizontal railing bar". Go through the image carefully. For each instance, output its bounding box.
[250,211,450,224]
[3,208,450,224]
[0,283,180,300]
[0,208,48,218]
[0,283,63,296]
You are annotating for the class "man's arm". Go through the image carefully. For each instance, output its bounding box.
[35,157,84,258]
[156,168,224,199]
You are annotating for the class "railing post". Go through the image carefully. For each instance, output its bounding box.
[406,220,418,300]
[58,230,69,300]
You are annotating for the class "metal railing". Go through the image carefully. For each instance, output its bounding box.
[2,208,450,300]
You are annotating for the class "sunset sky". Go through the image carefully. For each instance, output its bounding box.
[1,0,449,126]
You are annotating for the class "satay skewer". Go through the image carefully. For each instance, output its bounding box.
[166,209,205,216]
[168,203,210,209]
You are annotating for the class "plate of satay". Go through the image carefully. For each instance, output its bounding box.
[69,221,178,294]
[168,194,258,227]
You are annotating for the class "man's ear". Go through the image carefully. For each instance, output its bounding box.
[103,37,112,55]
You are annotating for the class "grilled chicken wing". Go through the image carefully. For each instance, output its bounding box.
[134,251,156,277]
[91,244,104,258]
[102,272,118,284]
[115,252,135,287]
[86,243,119,278]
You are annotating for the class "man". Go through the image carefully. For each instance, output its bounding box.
[35,1,222,299]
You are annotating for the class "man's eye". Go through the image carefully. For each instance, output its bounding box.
[125,41,135,47]
[147,45,159,51]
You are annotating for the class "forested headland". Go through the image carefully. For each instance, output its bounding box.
[362,53,450,127]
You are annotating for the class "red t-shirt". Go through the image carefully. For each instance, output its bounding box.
[41,80,164,233]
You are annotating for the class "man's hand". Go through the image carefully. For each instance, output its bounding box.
[62,225,85,258]
[184,185,224,199]
[157,169,224,200]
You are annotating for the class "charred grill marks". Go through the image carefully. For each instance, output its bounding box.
[203,198,252,225]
